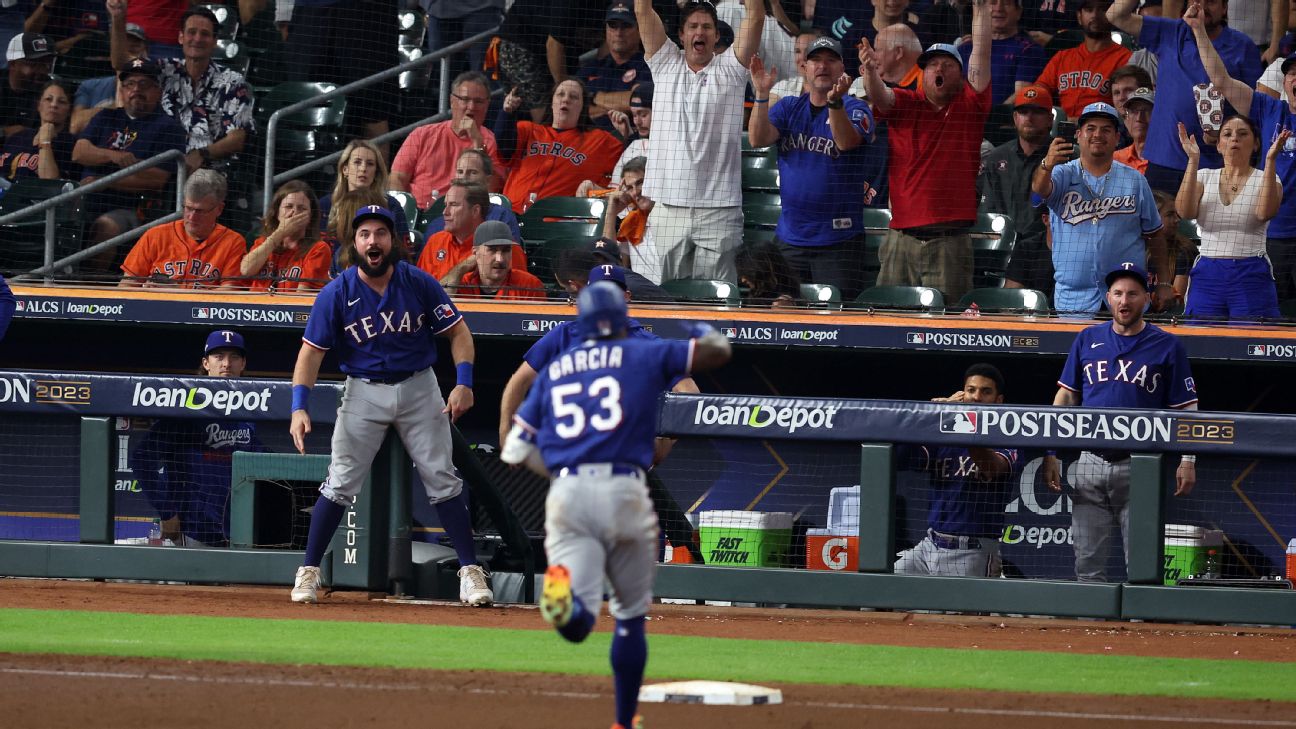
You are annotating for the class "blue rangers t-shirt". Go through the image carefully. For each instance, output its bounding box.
[514,336,694,471]
[1139,16,1263,171]
[523,317,658,371]
[1058,322,1198,409]
[303,261,462,378]
[768,94,876,246]
[1250,93,1296,238]
[914,444,1021,539]
[1045,160,1162,314]
[958,34,1049,106]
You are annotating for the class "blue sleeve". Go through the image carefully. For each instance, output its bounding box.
[845,98,874,142]
[1139,15,1173,55]
[1166,339,1198,407]
[493,109,522,159]
[1137,175,1163,235]
[302,283,338,349]
[0,275,13,343]
[386,194,411,237]
[502,206,522,242]
[658,339,693,384]
[1058,331,1084,392]
[523,326,565,370]
[1235,36,1264,91]
[419,271,463,335]
[767,97,791,134]
[1017,44,1049,86]
[1045,164,1071,210]
[514,373,545,433]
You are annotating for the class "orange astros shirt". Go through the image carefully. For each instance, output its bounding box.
[453,268,545,300]
[503,123,624,213]
[1035,43,1131,119]
[121,221,247,288]
[416,229,530,281]
[245,238,333,292]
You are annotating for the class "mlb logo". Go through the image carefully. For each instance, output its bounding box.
[193,307,210,319]
[906,332,925,344]
[433,304,455,320]
[14,300,25,312]
[939,411,978,434]
[1247,344,1266,356]
[721,327,737,338]
[522,320,541,332]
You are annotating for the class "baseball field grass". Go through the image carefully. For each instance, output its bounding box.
[2,607,1293,702]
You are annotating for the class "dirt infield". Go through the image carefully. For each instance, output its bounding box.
[2,579,1295,728]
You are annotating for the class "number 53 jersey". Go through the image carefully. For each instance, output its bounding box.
[513,337,696,471]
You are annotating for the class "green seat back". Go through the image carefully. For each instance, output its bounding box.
[800,283,842,308]
[849,285,945,311]
[660,278,741,306]
[956,287,1051,314]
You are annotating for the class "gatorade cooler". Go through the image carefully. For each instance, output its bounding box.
[1163,524,1224,585]
[1287,538,1296,580]
[805,528,858,571]
[698,510,793,568]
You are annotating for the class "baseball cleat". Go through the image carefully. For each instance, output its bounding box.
[611,716,643,729]
[458,564,494,607]
[539,564,573,628]
[290,566,322,603]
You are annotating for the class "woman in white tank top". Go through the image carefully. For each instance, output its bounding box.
[1174,118,1286,321]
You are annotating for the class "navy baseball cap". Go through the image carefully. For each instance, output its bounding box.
[588,263,628,290]
[119,57,161,81]
[1105,262,1151,291]
[805,36,843,61]
[590,237,622,264]
[1078,102,1121,127]
[606,1,636,25]
[629,82,653,109]
[1282,52,1296,75]
[204,330,245,354]
[917,43,963,70]
[353,204,396,233]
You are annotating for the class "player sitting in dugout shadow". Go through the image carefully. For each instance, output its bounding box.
[135,330,266,547]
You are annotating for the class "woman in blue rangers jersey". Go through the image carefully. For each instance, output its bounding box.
[135,330,264,546]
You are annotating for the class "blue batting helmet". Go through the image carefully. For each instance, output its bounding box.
[577,280,628,339]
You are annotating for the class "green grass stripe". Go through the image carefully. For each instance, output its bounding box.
[0,608,1291,701]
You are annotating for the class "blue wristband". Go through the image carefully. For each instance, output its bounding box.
[456,362,473,389]
[291,384,310,412]
[1045,449,1057,457]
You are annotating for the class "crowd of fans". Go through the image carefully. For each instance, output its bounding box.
[1,0,1296,319]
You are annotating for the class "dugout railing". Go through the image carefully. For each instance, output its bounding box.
[653,394,1296,627]
[0,371,534,601]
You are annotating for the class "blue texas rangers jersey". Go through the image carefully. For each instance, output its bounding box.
[767,94,876,246]
[1058,322,1199,409]
[514,337,694,470]
[523,318,658,371]
[303,261,462,378]
[917,444,1021,539]
[1045,160,1162,313]
[135,418,265,544]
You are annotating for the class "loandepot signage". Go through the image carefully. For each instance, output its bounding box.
[131,383,274,416]
[693,400,840,435]
[942,409,1174,443]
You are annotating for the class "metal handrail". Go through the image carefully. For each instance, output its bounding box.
[1,149,188,283]
[262,26,499,212]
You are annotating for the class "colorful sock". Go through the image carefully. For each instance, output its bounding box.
[434,490,479,568]
[609,616,647,728]
[557,594,595,643]
[303,495,346,568]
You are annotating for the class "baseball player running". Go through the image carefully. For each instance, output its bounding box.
[501,281,731,729]
[289,205,492,606]
[1043,263,1199,582]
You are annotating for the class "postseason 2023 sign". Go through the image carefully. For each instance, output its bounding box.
[0,371,343,423]
[659,394,1296,458]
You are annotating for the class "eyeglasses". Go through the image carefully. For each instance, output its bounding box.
[184,204,218,215]
[122,79,158,90]
[452,93,489,106]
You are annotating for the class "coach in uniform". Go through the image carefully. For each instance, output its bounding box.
[1032,102,1171,315]
[135,330,265,547]
[288,205,492,607]
[1043,263,1199,583]
[896,363,1021,577]
[502,280,732,729]
[747,36,874,301]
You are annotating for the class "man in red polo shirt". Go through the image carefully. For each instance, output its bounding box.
[445,220,544,300]
[416,179,526,281]
[859,0,992,304]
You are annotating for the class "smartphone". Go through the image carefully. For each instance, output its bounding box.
[1056,121,1078,158]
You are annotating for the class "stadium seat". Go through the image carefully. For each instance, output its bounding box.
[255,82,346,190]
[849,285,944,312]
[741,165,780,192]
[0,178,83,277]
[859,207,892,231]
[387,190,419,242]
[956,287,1050,314]
[742,190,781,207]
[742,227,777,246]
[520,196,604,222]
[742,203,781,229]
[661,278,741,306]
[518,197,604,258]
[214,39,251,77]
[971,212,1016,288]
[531,236,600,287]
[800,283,842,308]
[398,9,431,92]
[256,82,346,129]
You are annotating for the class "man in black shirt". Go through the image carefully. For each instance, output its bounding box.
[1,33,54,138]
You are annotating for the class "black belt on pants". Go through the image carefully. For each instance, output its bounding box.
[1091,450,1131,463]
[357,368,426,385]
[555,463,646,479]
[929,529,981,550]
